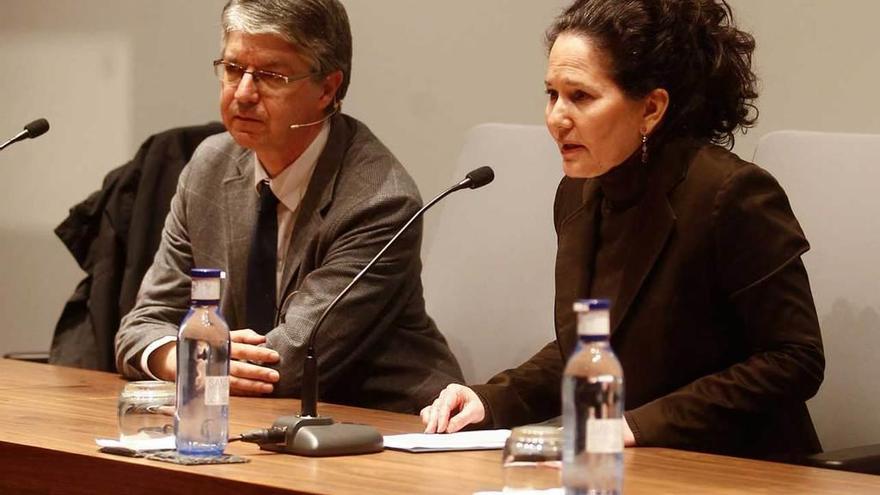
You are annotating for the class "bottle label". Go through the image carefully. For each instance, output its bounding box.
[192,278,221,301]
[586,418,623,453]
[577,312,610,336]
[204,376,229,406]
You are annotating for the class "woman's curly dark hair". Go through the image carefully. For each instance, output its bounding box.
[546,0,758,149]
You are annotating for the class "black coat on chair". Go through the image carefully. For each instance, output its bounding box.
[50,122,226,371]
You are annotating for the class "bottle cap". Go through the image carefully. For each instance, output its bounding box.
[191,268,224,279]
[574,299,611,336]
[573,299,611,312]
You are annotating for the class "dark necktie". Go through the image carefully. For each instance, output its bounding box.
[246,180,279,334]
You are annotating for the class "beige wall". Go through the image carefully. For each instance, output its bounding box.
[1,1,878,363]
[730,0,880,158]
[0,0,224,357]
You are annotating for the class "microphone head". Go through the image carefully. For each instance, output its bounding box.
[24,118,50,139]
[465,166,494,189]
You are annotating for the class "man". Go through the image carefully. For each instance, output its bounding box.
[115,0,463,413]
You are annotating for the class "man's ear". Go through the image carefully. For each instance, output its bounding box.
[642,88,670,135]
[319,70,344,112]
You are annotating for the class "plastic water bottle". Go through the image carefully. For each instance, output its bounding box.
[562,299,624,494]
[175,268,230,456]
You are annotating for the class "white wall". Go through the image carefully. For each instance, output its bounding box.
[1,1,878,381]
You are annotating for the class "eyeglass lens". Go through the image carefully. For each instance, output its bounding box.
[215,62,291,91]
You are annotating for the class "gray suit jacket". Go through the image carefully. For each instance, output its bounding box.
[116,114,463,413]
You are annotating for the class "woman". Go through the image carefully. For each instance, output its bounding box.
[422,0,824,461]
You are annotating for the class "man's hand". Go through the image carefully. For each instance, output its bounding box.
[146,329,281,396]
[229,329,280,396]
[147,341,177,382]
[420,384,485,433]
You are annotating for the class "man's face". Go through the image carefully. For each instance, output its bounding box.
[219,32,331,163]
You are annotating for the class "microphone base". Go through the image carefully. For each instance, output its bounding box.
[258,415,384,457]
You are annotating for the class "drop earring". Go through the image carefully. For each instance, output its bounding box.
[641,133,648,164]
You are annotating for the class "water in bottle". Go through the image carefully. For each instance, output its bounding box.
[562,299,624,494]
[176,268,230,456]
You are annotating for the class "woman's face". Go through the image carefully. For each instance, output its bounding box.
[545,33,649,178]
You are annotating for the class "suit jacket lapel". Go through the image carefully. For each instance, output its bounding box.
[222,148,258,326]
[555,179,601,358]
[279,115,350,297]
[610,142,693,336]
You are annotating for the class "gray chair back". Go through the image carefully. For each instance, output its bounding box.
[754,130,880,451]
[422,124,562,383]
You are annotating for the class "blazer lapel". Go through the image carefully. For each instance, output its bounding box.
[555,179,601,358]
[279,115,350,297]
[610,184,675,335]
[610,142,692,336]
[222,149,257,326]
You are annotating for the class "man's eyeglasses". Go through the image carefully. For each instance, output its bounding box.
[213,59,316,93]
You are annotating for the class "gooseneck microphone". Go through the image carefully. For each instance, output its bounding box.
[289,101,340,129]
[300,165,494,417]
[241,166,495,457]
[0,118,50,152]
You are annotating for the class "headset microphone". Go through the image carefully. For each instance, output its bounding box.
[289,101,340,129]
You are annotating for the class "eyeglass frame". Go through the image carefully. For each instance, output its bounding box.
[212,59,319,91]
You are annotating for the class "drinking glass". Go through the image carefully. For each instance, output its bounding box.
[502,425,563,492]
[117,381,176,446]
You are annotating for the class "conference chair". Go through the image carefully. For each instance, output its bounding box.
[753,130,880,474]
[421,123,562,383]
[7,122,226,371]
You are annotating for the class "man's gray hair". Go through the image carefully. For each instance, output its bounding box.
[221,0,352,100]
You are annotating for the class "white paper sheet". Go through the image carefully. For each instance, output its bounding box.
[383,429,511,452]
[95,436,175,452]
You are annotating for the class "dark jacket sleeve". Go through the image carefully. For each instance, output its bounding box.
[625,163,825,450]
[471,341,565,428]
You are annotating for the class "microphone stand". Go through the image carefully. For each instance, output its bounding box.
[255,167,494,457]
[0,131,26,151]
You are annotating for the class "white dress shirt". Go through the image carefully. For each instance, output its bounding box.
[253,123,329,294]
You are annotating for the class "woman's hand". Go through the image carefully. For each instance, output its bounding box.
[420,384,486,433]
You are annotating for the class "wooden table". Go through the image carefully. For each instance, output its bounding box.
[1,359,879,494]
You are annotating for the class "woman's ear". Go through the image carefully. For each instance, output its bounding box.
[642,88,670,135]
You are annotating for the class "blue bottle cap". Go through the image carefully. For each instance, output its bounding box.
[573,298,611,312]
[190,268,224,279]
